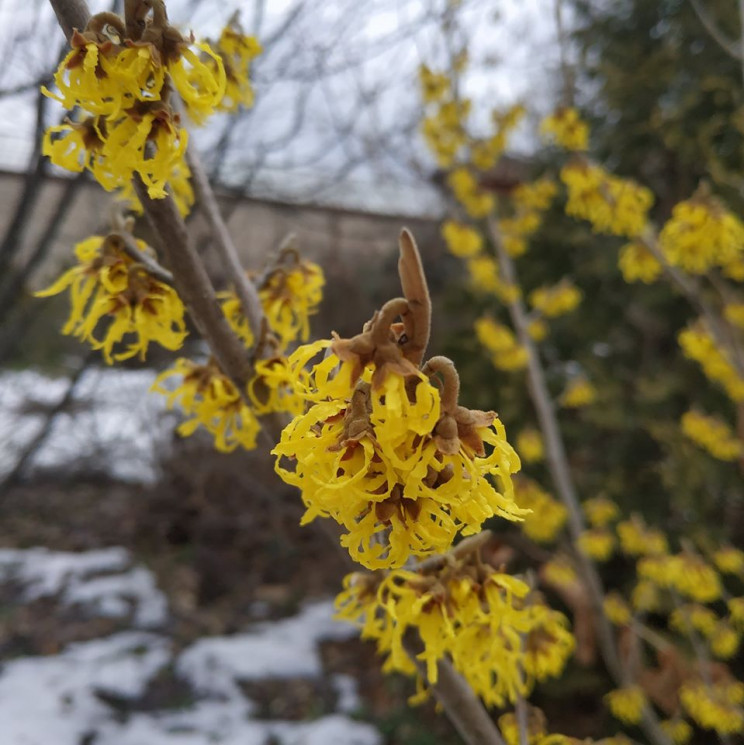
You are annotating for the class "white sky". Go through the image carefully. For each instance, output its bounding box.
[0,0,566,214]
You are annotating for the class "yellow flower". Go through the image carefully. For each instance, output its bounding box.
[541,555,579,590]
[274,342,523,569]
[641,551,720,601]
[43,32,165,117]
[529,280,582,318]
[153,358,260,452]
[466,257,520,302]
[448,167,494,218]
[541,107,589,151]
[670,553,722,603]
[247,356,305,416]
[679,321,744,402]
[213,24,262,111]
[421,102,469,168]
[36,234,187,363]
[475,316,518,353]
[728,597,744,629]
[682,409,743,461]
[118,158,194,217]
[419,64,450,103]
[528,318,549,342]
[660,196,744,274]
[714,546,744,576]
[679,678,744,734]
[474,317,528,371]
[101,106,188,198]
[515,478,567,543]
[219,291,255,347]
[582,496,619,528]
[617,516,668,556]
[516,428,544,463]
[631,579,661,612]
[560,377,596,408]
[669,604,718,637]
[513,178,558,212]
[577,528,616,561]
[441,221,483,258]
[603,591,631,626]
[169,42,227,125]
[561,161,653,238]
[618,241,662,283]
[336,560,572,709]
[605,686,646,725]
[259,258,325,347]
[467,255,500,292]
[660,719,693,745]
[724,303,744,330]
[710,622,740,659]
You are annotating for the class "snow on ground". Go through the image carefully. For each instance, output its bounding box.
[0,367,174,483]
[0,547,380,745]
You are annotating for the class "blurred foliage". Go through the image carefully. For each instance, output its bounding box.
[572,0,744,213]
[440,1,744,547]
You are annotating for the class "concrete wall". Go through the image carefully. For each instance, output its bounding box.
[1,171,444,338]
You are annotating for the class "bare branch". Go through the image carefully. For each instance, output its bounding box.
[186,147,265,349]
[488,218,673,745]
[403,634,507,745]
[689,0,742,61]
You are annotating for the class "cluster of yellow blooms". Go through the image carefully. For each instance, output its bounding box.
[213,23,262,112]
[680,409,743,461]
[37,233,186,363]
[605,686,647,725]
[515,478,568,544]
[678,321,744,402]
[158,252,325,448]
[540,107,589,151]
[659,194,744,275]
[617,241,662,284]
[498,177,558,258]
[43,3,258,202]
[582,496,620,528]
[256,253,325,348]
[335,551,574,708]
[560,160,654,239]
[448,167,495,218]
[516,428,545,463]
[474,316,528,371]
[577,527,616,562]
[273,332,523,568]
[153,357,260,451]
[441,220,483,258]
[679,678,744,735]
[529,280,582,319]
[498,706,583,745]
[616,515,669,557]
[559,377,597,408]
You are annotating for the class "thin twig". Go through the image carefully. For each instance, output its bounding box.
[186,145,265,346]
[48,0,255,389]
[403,634,507,745]
[0,353,93,496]
[133,177,253,386]
[114,230,175,285]
[688,0,742,62]
[488,217,673,745]
[641,231,744,377]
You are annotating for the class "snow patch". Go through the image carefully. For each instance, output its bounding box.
[0,547,168,628]
[178,601,357,695]
[0,632,170,745]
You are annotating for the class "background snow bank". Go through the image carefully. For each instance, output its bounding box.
[0,547,381,745]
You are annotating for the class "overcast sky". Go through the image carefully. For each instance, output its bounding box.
[0,0,565,215]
